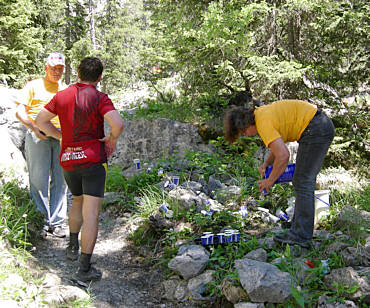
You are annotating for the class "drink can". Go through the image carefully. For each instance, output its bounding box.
[133,158,141,169]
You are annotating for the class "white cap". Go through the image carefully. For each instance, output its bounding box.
[46,52,65,66]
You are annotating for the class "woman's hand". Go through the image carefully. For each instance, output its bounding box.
[257,178,273,194]
[258,163,267,178]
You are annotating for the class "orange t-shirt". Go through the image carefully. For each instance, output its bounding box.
[254,100,317,147]
[16,78,63,128]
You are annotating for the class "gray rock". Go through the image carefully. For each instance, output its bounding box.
[148,212,175,231]
[244,248,267,262]
[323,267,370,304]
[317,295,358,308]
[0,126,28,187]
[180,181,203,192]
[235,259,293,303]
[107,118,212,168]
[168,187,203,209]
[221,277,248,304]
[342,246,370,267]
[356,267,370,280]
[258,237,276,249]
[335,206,366,231]
[168,245,210,280]
[313,230,335,241]
[43,285,89,306]
[205,175,226,196]
[365,235,370,254]
[234,303,265,308]
[187,270,215,301]
[42,273,62,287]
[326,241,351,255]
[103,192,124,205]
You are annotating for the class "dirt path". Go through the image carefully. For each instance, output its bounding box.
[32,211,196,308]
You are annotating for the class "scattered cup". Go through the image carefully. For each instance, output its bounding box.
[172,176,180,186]
[275,209,289,222]
[133,158,141,169]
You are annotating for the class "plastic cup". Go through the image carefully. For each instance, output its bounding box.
[225,233,233,243]
[275,209,289,222]
[233,232,240,243]
[159,203,168,213]
[172,176,180,186]
[133,158,141,169]
[216,233,225,244]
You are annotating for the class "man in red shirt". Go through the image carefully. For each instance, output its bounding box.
[35,57,124,282]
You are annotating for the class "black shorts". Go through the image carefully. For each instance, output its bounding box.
[63,164,107,198]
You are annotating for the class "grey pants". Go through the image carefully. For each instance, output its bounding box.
[291,109,335,241]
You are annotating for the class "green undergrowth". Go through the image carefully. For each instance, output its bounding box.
[103,138,369,307]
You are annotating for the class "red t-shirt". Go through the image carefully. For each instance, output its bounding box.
[45,83,116,170]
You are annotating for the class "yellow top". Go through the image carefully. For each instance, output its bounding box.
[254,100,317,147]
[17,78,62,128]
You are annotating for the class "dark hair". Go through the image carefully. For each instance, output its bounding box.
[78,57,103,82]
[223,106,255,143]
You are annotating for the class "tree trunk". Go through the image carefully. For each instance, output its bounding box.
[64,0,71,84]
[89,0,97,50]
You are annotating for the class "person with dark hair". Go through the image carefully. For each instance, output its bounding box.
[224,100,334,248]
[16,52,68,237]
[35,57,124,282]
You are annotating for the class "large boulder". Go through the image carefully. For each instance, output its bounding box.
[0,86,26,153]
[235,258,293,303]
[168,245,210,280]
[107,118,211,168]
[0,126,28,187]
[323,267,370,304]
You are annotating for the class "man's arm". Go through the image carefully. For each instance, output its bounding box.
[257,137,290,193]
[16,104,48,140]
[99,110,124,157]
[34,108,62,140]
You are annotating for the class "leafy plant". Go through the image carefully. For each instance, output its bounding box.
[0,181,44,248]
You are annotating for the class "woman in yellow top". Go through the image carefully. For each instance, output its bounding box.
[224,100,334,248]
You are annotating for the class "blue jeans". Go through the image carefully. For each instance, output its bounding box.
[291,110,334,242]
[25,130,67,227]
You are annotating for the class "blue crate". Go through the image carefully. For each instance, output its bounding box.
[265,163,295,184]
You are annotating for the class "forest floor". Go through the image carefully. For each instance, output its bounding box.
[32,210,197,308]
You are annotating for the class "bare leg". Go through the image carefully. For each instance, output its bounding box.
[68,195,83,233]
[80,194,103,254]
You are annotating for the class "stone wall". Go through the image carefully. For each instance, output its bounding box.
[106,117,212,168]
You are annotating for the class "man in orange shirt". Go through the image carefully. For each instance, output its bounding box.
[224,100,334,248]
[16,52,68,237]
